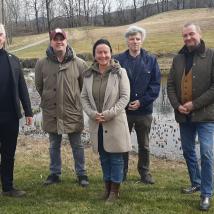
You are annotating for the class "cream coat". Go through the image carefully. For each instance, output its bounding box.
[81,64,132,153]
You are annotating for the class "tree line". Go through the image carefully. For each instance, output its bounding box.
[0,0,214,43]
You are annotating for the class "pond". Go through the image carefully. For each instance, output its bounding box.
[21,73,200,160]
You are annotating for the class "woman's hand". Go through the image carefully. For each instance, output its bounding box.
[95,113,106,123]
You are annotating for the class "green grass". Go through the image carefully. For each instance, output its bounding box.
[12,42,49,58]
[0,136,210,214]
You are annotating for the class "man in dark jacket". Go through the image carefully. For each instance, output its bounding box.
[0,23,33,197]
[167,23,214,211]
[115,26,161,184]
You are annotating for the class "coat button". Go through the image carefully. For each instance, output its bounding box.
[105,130,108,133]
[53,88,56,91]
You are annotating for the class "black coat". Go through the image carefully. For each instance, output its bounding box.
[6,51,32,119]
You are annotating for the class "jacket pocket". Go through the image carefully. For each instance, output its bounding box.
[41,91,56,108]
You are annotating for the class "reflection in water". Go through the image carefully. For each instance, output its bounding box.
[133,76,199,160]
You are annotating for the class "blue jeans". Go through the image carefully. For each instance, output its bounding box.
[49,132,86,176]
[179,122,214,197]
[98,125,124,183]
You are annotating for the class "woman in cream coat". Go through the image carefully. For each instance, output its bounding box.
[81,39,131,203]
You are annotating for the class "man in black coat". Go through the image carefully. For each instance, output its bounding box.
[0,23,33,197]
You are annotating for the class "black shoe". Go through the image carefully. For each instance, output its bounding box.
[200,196,211,211]
[78,175,89,187]
[43,174,61,185]
[181,185,200,194]
[2,188,26,197]
[140,174,155,184]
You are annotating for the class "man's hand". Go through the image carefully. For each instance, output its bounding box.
[128,100,140,111]
[95,113,106,124]
[178,105,190,115]
[183,101,194,112]
[25,117,33,126]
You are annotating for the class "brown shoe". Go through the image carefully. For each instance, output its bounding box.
[101,181,111,200]
[2,188,26,197]
[105,182,120,204]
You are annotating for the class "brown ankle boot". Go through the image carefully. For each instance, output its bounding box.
[106,182,120,204]
[101,181,111,200]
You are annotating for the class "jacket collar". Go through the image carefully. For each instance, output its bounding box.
[178,40,206,58]
[84,59,121,78]
[125,48,147,58]
[46,45,75,63]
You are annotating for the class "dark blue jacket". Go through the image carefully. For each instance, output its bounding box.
[114,49,161,115]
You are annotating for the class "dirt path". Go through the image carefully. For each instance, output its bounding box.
[10,38,49,53]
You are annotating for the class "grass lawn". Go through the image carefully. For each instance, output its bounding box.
[0,136,209,214]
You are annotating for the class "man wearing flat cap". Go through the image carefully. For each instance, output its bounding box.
[0,23,33,197]
[35,28,89,187]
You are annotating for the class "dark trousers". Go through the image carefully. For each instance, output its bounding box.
[0,120,19,191]
[0,142,1,176]
[124,114,152,178]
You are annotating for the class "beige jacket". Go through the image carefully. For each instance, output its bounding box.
[35,46,88,134]
[81,61,132,153]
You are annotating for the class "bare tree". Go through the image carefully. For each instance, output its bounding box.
[176,0,182,9]
[100,0,110,25]
[132,0,138,22]
[156,0,160,13]
[116,0,126,24]
[1,0,5,23]
[23,0,33,32]
[208,0,214,7]
[91,0,100,25]
[139,0,149,18]
[44,0,54,36]
[6,0,20,25]
[182,0,185,9]
[83,0,90,24]
[166,0,169,10]
[61,0,75,27]
[29,0,41,33]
